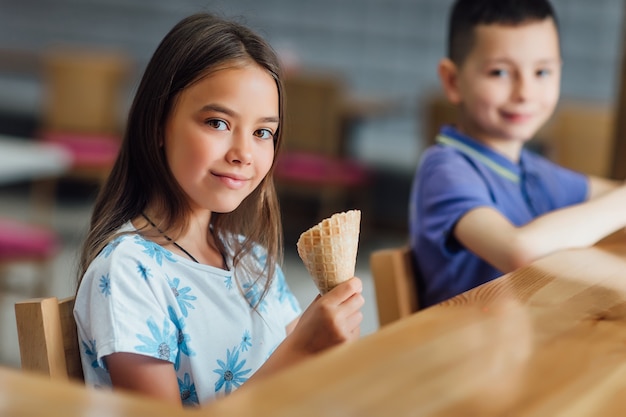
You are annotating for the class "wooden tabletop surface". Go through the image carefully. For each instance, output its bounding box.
[3,230,626,416]
[204,230,626,416]
[0,367,189,417]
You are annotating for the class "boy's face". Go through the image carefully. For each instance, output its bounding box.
[442,18,561,148]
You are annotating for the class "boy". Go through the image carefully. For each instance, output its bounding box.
[409,0,626,308]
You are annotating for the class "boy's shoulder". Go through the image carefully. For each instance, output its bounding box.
[418,133,481,172]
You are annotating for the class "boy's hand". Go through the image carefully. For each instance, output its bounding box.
[292,277,364,354]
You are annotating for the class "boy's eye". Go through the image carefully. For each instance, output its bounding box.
[254,128,274,140]
[206,119,228,130]
[536,69,551,77]
[488,69,508,77]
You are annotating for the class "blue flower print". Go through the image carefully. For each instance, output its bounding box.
[275,269,299,312]
[213,347,251,394]
[167,276,196,317]
[168,306,195,371]
[99,274,111,296]
[82,339,99,369]
[178,373,199,406]
[136,262,152,280]
[135,317,177,362]
[224,275,233,290]
[134,236,177,266]
[243,282,267,312]
[240,330,252,352]
[102,236,124,258]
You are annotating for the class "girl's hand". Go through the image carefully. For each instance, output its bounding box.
[291,277,364,354]
[231,277,364,391]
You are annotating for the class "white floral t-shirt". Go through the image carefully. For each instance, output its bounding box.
[74,223,301,406]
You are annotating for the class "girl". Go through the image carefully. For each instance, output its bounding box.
[74,13,364,407]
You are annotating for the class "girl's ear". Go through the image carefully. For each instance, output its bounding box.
[438,58,461,105]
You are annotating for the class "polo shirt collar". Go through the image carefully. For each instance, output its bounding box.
[436,125,523,183]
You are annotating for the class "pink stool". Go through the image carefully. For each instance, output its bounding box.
[0,218,61,296]
[274,151,374,239]
[41,131,121,183]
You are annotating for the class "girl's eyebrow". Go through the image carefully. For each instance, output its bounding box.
[200,103,279,124]
[200,103,236,116]
[260,116,280,124]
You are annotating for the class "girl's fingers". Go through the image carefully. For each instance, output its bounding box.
[323,277,363,304]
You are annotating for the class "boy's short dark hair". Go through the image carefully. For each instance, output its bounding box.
[447,0,558,65]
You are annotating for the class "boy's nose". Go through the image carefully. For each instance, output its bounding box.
[512,76,532,102]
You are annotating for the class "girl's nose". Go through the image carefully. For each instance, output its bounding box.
[227,131,253,165]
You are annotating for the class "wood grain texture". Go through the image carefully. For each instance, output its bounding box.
[15,296,83,381]
[370,246,419,327]
[204,230,626,416]
[0,366,189,417]
[4,231,626,416]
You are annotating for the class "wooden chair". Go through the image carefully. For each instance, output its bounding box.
[370,246,419,327]
[38,47,131,190]
[275,71,373,226]
[14,296,84,381]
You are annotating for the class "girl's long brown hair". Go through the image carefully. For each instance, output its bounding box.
[78,13,285,304]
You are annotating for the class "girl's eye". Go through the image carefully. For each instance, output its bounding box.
[206,119,228,130]
[254,128,274,140]
[489,69,508,77]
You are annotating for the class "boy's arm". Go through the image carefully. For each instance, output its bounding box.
[588,175,622,199]
[455,184,626,273]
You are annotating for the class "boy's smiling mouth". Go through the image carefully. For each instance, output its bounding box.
[500,111,533,123]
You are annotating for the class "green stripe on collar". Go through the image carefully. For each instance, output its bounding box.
[436,134,520,183]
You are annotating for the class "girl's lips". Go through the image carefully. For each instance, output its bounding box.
[213,172,248,189]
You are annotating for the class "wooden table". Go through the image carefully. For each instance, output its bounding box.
[0,134,71,221]
[3,232,626,416]
[0,366,192,417]
[203,230,626,416]
[0,135,71,186]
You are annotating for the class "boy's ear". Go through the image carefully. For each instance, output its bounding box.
[438,58,461,105]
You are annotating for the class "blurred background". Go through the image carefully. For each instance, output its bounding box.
[0,0,624,367]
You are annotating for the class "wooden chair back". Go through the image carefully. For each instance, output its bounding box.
[42,48,130,135]
[370,246,419,327]
[282,72,344,157]
[37,48,131,189]
[276,71,372,226]
[15,296,83,381]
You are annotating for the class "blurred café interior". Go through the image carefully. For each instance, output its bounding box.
[1,0,626,374]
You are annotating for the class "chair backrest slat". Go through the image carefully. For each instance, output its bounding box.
[370,246,419,327]
[15,296,83,381]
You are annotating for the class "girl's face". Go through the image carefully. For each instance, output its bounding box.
[164,62,278,214]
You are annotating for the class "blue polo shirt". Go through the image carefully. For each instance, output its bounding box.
[409,125,588,308]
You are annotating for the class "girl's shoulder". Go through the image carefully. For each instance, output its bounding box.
[97,223,148,260]
[90,222,180,272]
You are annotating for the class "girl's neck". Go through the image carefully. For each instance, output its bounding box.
[136,209,225,269]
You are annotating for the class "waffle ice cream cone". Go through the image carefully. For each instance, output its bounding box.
[296,210,361,294]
